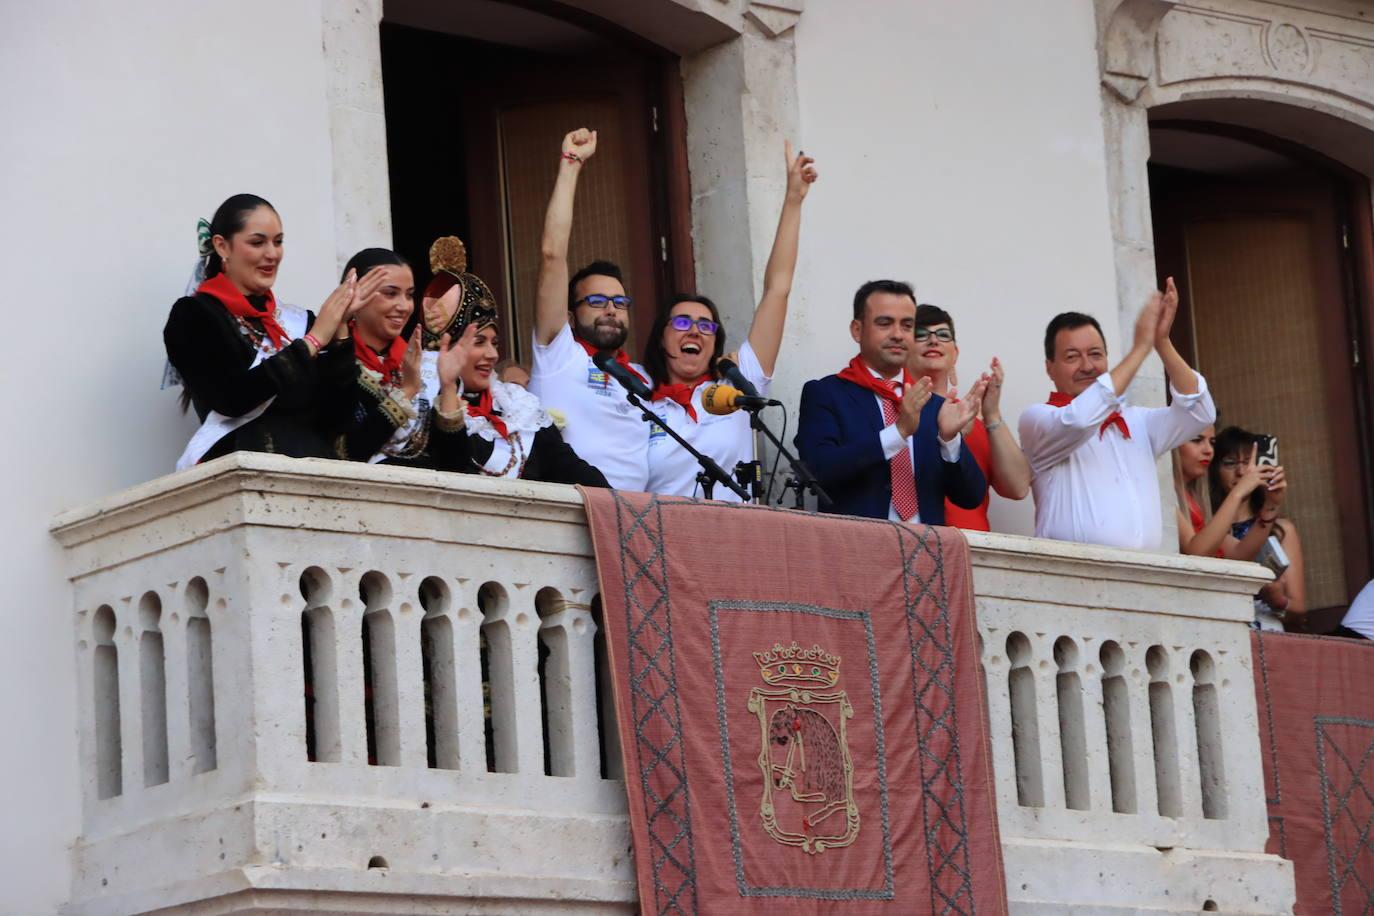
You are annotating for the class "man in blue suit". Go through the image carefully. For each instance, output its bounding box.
[796,280,988,522]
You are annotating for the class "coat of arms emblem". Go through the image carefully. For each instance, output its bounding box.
[747,641,859,854]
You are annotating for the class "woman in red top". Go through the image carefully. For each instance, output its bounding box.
[909,304,1030,530]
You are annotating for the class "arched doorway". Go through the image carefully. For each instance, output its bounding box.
[1147,113,1374,628]
[378,0,696,363]
[1096,1,1374,613]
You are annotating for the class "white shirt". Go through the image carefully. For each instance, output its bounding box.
[867,367,962,522]
[1341,578,1374,639]
[1019,373,1216,550]
[529,323,650,491]
[646,341,771,502]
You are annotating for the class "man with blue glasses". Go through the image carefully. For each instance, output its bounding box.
[529,127,652,491]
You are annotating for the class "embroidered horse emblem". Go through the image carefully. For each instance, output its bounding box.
[748,641,859,854]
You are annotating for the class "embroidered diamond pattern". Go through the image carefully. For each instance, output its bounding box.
[613,491,699,916]
[1315,717,1374,915]
[896,523,976,915]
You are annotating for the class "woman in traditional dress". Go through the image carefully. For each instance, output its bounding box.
[641,143,816,500]
[164,194,383,468]
[345,236,606,486]
[332,248,432,465]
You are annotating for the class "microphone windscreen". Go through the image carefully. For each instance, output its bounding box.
[702,384,742,416]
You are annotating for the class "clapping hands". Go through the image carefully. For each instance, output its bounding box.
[938,374,990,442]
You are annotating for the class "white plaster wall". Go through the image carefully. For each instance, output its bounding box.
[0,2,340,910]
[785,0,1123,534]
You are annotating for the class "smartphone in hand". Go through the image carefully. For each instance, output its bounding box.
[1256,435,1279,468]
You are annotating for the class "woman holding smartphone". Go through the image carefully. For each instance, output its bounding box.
[1208,425,1306,628]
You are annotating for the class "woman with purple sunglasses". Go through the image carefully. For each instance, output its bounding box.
[641,142,817,500]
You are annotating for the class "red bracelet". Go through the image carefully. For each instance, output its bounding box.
[560,151,582,164]
[304,332,324,352]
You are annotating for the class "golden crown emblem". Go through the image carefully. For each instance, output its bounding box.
[754,641,841,688]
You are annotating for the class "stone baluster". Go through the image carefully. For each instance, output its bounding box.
[451,578,488,774]
[1077,640,1115,813]
[330,569,371,766]
[114,596,146,798]
[1171,646,1206,822]
[1031,632,1067,811]
[161,584,193,784]
[506,584,547,776]
[1125,641,1162,819]
[563,592,602,783]
[978,624,1021,813]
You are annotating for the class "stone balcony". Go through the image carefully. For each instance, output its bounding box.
[50,454,1295,914]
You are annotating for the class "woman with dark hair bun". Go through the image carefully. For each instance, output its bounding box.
[332,247,430,464]
[164,194,384,468]
[642,142,817,500]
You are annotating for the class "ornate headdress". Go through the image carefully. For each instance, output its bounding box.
[421,236,499,349]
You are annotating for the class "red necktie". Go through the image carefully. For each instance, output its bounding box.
[1046,391,1131,440]
[880,380,920,522]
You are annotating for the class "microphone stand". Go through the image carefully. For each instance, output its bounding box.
[623,392,752,502]
[743,406,833,511]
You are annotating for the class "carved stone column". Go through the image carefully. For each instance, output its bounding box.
[1095,0,1180,551]
[681,2,803,341]
[321,0,392,272]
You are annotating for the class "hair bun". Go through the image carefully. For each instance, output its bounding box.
[429,236,468,276]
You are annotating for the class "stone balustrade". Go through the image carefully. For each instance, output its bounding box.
[51,454,1294,914]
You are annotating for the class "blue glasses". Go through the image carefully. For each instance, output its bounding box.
[669,315,720,335]
[578,294,633,311]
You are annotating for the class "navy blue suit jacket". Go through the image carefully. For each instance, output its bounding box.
[795,374,987,523]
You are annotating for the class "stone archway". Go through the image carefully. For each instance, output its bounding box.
[1093,0,1374,548]
[318,0,807,339]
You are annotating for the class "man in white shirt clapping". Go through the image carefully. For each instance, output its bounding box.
[1018,279,1216,551]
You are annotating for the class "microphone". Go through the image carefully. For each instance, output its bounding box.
[592,351,653,400]
[716,357,760,399]
[702,384,773,415]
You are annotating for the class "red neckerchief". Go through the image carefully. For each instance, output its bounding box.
[574,333,648,384]
[1047,390,1131,439]
[651,373,713,422]
[836,355,913,404]
[197,272,287,349]
[353,334,406,377]
[466,389,510,439]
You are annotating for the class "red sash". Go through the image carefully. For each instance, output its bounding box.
[574,334,648,384]
[651,374,713,422]
[1047,390,1131,439]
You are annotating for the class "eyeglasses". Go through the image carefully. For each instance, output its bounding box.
[669,315,719,335]
[914,327,955,343]
[578,294,633,311]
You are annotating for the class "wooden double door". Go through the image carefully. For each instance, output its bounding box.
[382,23,693,364]
[1151,149,1374,627]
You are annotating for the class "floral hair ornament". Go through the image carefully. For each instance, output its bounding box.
[421,235,499,349]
